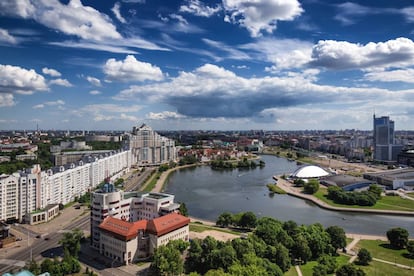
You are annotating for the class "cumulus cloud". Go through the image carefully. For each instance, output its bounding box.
[86,76,102,87]
[0,28,17,44]
[0,0,121,41]
[42,67,61,77]
[33,100,65,109]
[364,68,414,83]
[309,37,414,70]
[49,78,73,87]
[104,55,164,82]
[222,0,303,37]
[112,2,126,23]
[115,63,395,119]
[146,111,185,120]
[0,64,48,94]
[89,90,102,95]
[179,0,222,17]
[0,94,15,107]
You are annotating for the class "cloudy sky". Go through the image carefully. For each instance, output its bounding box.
[1,0,414,131]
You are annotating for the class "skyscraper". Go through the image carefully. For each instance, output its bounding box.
[373,115,402,162]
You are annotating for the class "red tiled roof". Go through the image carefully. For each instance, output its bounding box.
[146,213,190,237]
[99,216,147,241]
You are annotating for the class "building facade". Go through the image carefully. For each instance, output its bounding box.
[373,115,403,162]
[127,124,176,166]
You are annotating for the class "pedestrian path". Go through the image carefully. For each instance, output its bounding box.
[295,265,303,276]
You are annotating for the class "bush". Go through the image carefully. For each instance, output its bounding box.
[357,248,372,265]
[304,179,320,194]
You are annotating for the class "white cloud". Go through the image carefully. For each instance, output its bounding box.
[310,37,414,70]
[89,90,102,95]
[115,63,401,119]
[120,113,139,121]
[32,100,65,109]
[202,38,250,60]
[112,2,126,23]
[179,0,222,17]
[42,67,61,77]
[104,55,164,82]
[0,0,121,41]
[146,111,185,120]
[364,68,414,83]
[86,76,102,87]
[81,104,142,114]
[0,64,48,94]
[49,78,73,87]
[0,94,15,107]
[242,37,313,70]
[401,7,414,22]
[222,0,303,37]
[0,28,17,44]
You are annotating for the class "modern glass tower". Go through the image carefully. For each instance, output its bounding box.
[373,114,401,161]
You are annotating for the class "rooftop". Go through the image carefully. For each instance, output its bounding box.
[99,216,147,241]
[147,213,190,237]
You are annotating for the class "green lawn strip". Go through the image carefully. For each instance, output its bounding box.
[358,260,413,276]
[346,237,353,245]
[336,254,351,267]
[141,171,161,192]
[284,266,298,276]
[189,222,242,235]
[268,183,287,194]
[300,260,318,276]
[314,188,414,211]
[355,239,413,267]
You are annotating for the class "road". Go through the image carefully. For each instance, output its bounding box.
[123,167,155,192]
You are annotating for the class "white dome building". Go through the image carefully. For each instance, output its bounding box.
[291,165,329,179]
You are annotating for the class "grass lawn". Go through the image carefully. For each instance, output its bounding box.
[189,223,242,235]
[358,260,414,276]
[355,239,414,267]
[141,172,161,192]
[336,254,351,267]
[314,188,414,212]
[284,266,298,276]
[300,260,318,276]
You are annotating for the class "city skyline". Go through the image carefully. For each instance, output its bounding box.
[1,1,414,131]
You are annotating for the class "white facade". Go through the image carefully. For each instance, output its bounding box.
[0,150,131,222]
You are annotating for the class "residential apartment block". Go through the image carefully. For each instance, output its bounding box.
[126,124,176,166]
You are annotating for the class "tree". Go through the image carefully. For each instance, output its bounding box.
[238,211,257,229]
[216,212,233,227]
[179,202,188,217]
[407,240,414,258]
[40,258,54,274]
[186,239,203,273]
[386,227,409,249]
[26,259,40,275]
[326,225,346,253]
[357,248,372,265]
[304,179,320,194]
[150,245,184,276]
[317,254,337,274]
[336,264,366,276]
[368,184,382,200]
[312,264,328,276]
[265,243,291,272]
[59,228,84,258]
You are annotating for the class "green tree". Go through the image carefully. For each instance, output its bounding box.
[179,202,188,217]
[186,239,203,273]
[238,211,257,229]
[326,225,346,253]
[40,258,54,274]
[407,240,414,258]
[231,238,255,260]
[317,254,337,274]
[304,179,320,194]
[357,248,372,265]
[150,244,183,276]
[265,243,291,272]
[386,227,409,249]
[59,228,84,258]
[26,259,40,275]
[291,234,312,264]
[312,264,328,276]
[216,212,233,227]
[336,264,366,276]
[368,184,382,200]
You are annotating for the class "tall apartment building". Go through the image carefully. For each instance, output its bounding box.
[127,124,176,166]
[90,187,180,249]
[0,150,131,222]
[373,115,403,162]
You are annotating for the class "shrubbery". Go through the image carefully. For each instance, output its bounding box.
[327,186,378,206]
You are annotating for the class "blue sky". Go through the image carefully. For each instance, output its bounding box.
[1,0,414,131]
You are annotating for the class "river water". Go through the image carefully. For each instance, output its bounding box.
[165,155,413,236]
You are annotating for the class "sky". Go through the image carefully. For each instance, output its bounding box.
[1,0,414,131]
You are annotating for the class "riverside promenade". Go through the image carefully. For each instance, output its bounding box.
[274,176,414,216]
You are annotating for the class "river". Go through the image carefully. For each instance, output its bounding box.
[165,155,414,236]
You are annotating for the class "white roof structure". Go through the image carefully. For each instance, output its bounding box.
[291,165,329,179]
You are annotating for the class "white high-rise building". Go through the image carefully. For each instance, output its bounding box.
[127,124,176,166]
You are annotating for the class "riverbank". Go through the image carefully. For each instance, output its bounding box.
[152,163,199,192]
[275,176,414,216]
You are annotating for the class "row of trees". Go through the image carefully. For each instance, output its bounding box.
[216,211,258,229]
[326,184,382,206]
[150,215,348,275]
[25,229,87,276]
[211,158,265,170]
